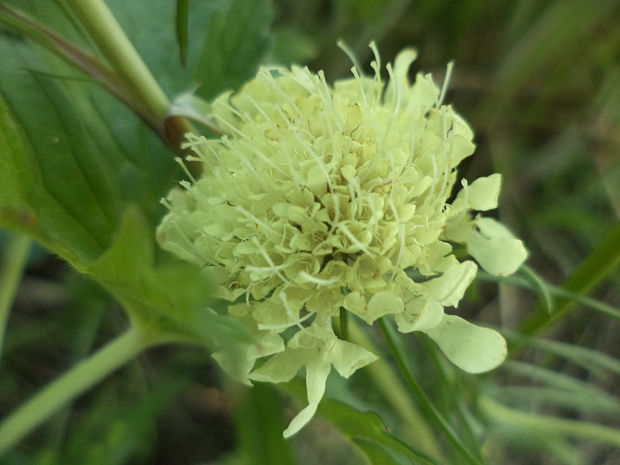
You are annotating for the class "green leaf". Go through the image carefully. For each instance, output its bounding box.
[280,380,441,465]
[0,0,275,264]
[0,232,31,355]
[84,0,273,99]
[320,400,441,465]
[191,0,273,99]
[0,1,258,349]
[0,6,184,260]
[0,4,133,117]
[81,207,250,346]
[0,93,34,210]
[0,41,120,262]
[352,438,405,465]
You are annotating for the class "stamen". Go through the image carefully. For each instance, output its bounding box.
[252,237,290,283]
[257,312,313,331]
[337,40,363,74]
[299,271,339,286]
[438,61,454,107]
[175,157,197,183]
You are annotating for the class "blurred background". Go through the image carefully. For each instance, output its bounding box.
[1,0,619,464]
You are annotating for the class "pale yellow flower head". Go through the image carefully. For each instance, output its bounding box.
[157,44,527,437]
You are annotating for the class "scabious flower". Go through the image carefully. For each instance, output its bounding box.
[157,44,527,437]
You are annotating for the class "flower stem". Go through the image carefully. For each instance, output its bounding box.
[66,0,170,127]
[378,318,483,465]
[348,320,443,458]
[0,326,150,456]
[0,233,30,356]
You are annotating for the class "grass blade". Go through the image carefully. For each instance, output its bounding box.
[175,0,189,66]
[519,264,553,314]
[519,220,620,335]
[481,398,620,449]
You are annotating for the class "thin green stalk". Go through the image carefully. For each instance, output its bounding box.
[418,336,483,462]
[478,272,620,323]
[66,0,170,127]
[348,320,443,459]
[519,264,553,314]
[378,318,483,465]
[0,234,30,355]
[0,326,151,456]
[519,220,620,335]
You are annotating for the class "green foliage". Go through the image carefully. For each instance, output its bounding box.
[0,0,619,463]
[282,379,441,465]
[0,45,121,262]
[0,0,275,266]
[0,0,273,457]
[190,0,273,99]
[175,0,189,66]
[81,207,250,345]
[0,0,274,327]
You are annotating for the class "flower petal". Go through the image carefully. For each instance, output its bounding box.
[366,291,404,323]
[249,350,306,383]
[453,174,502,212]
[395,299,444,332]
[282,360,331,438]
[212,331,284,386]
[424,261,478,307]
[425,314,507,373]
[385,48,418,107]
[466,217,528,276]
[331,340,378,378]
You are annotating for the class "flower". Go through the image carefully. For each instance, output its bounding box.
[157,43,527,437]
